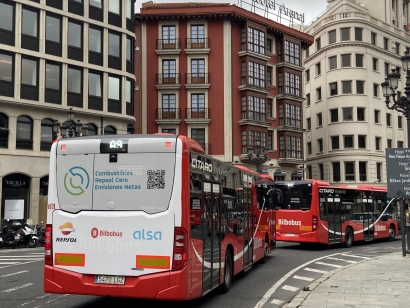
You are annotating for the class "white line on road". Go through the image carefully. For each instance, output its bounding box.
[282,285,299,292]
[2,283,33,293]
[303,267,328,274]
[28,253,45,255]
[0,258,44,261]
[293,275,314,282]
[270,299,284,305]
[20,294,51,307]
[252,252,341,308]
[341,254,371,259]
[315,262,343,268]
[33,294,69,308]
[0,262,20,265]
[1,270,29,277]
[0,260,41,269]
[326,257,358,263]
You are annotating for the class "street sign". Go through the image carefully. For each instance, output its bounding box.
[386,148,410,198]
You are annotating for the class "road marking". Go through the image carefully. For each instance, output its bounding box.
[341,254,371,259]
[2,283,33,293]
[326,257,358,263]
[20,294,51,306]
[0,260,40,269]
[32,294,69,308]
[270,299,284,305]
[28,253,45,255]
[304,267,328,274]
[252,252,341,308]
[282,285,299,292]
[0,262,20,265]
[293,275,314,282]
[0,258,44,261]
[315,262,343,268]
[1,270,29,277]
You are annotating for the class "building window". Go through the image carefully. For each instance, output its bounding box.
[345,162,355,181]
[354,27,362,41]
[46,14,60,43]
[398,116,403,128]
[243,95,266,121]
[356,80,364,94]
[191,24,205,46]
[344,135,353,148]
[343,107,353,121]
[307,142,312,154]
[307,117,311,130]
[267,99,273,118]
[316,62,321,75]
[316,87,321,101]
[90,0,102,8]
[126,79,133,115]
[163,59,176,79]
[357,108,365,121]
[67,66,82,95]
[395,42,400,55]
[267,38,272,53]
[278,103,301,127]
[341,54,351,67]
[316,37,321,50]
[126,0,132,19]
[248,27,265,54]
[191,128,205,148]
[22,8,38,37]
[376,162,382,182]
[0,51,13,97]
[0,112,9,148]
[278,72,300,96]
[285,40,300,65]
[319,164,324,180]
[398,141,404,148]
[372,58,378,71]
[359,162,367,181]
[16,115,33,150]
[0,1,14,32]
[342,80,352,94]
[108,0,120,14]
[373,83,379,97]
[358,135,366,149]
[356,54,363,67]
[162,94,176,110]
[305,69,310,82]
[374,110,380,123]
[40,118,53,151]
[371,32,376,45]
[387,139,392,148]
[306,93,310,106]
[317,112,322,126]
[162,25,176,46]
[45,62,60,91]
[331,136,339,150]
[384,62,390,76]
[68,20,82,48]
[328,30,336,44]
[384,37,389,50]
[330,109,338,123]
[330,82,338,96]
[306,47,309,58]
[268,131,273,150]
[104,126,116,135]
[333,162,341,182]
[386,113,391,126]
[162,128,176,134]
[108,31,120,57]
[285,135,302,158]
[341,27,350,41]
[89,71,102,97]
[89,27,102,53]
[375,137,381,150]
[191,93,205,112]
[247,61,265,87]
[267,67,272,85]
[21,56,38,99]
[329,56,337,70]
[108,75,120,100]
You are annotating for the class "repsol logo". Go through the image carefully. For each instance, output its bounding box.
[319,189,334,193]
[278,219,301,226]
[191,158,212,172]
[133,229,162,240]
[56,237,77,242]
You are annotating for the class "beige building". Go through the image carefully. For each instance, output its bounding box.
[0,0,136,224]
[303,0,410,184]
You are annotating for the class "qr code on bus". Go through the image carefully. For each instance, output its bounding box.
[147,170,165,189]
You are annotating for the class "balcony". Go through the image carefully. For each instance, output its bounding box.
[155,108,181,125]
[156,39,181,55]
[156,74,181,90]
[185,73,210,89]
[185,38,210,54]
[185,108,211,125]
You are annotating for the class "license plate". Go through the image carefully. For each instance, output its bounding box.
[283,233,296,237]
[94,275,125,285]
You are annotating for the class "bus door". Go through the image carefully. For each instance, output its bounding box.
[326,194,342,243]
[244,188,253,269]
[202,181,221,293]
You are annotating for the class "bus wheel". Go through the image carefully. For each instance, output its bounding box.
[259,237,269,264]
[219,250,232,294]
[344,228,353,248]
[388,226,395,241]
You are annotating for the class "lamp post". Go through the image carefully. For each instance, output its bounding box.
[381,50,410,256]
[247,138,269,173]
[52,108,88,139]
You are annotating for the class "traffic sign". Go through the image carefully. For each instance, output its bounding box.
[386,148,410,198]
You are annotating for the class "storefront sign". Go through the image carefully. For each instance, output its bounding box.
[4,199,24,220]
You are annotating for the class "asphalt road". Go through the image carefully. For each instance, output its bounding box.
[0,238,402,308]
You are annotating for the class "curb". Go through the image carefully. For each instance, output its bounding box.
[281,253,390,308]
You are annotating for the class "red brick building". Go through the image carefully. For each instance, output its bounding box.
[134,2,313,178]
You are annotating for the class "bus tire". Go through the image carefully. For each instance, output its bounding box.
[388,225,395,241]
[344,228,353,248]
[259,235,269,264]
[219,249,232,294]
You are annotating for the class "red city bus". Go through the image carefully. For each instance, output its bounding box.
[270,180,398,247]
[44,134,276,299]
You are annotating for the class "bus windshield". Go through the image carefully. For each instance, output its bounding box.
[272,182,312,210]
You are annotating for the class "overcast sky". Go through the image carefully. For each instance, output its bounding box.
[135,0,329,25]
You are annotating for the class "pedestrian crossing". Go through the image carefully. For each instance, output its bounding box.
[0,251,44,268]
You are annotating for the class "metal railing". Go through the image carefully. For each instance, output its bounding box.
[156,108,181,120]
[185,38,210,49]
[156,73,181,85]
[185,73,209,84]
[186,108,210,119]
[156,39,181,50]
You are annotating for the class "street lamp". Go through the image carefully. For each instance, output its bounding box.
[53,108,88,139]
[247,138,269,173]
[381,51,410,257]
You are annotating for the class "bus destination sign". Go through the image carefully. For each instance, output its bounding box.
[385,148,410,198]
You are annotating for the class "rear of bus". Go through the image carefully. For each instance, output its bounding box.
[44,135,190,300]
[275,180,330,244]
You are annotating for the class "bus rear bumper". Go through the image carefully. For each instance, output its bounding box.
[276,232,318,243]
[44,265,190,300]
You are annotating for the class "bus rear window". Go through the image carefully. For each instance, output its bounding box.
[273,183,312,210]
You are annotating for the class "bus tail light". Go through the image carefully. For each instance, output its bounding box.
[45,224,53,266]
[172,227,187,271]
[312,216,318,231]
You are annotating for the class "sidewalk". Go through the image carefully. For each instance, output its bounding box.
[283,252,410,308]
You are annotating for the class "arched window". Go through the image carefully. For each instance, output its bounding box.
[86,123,98,136]
[16,115,33,150]
[40,118,54,151]
[0,112,9,148]
[104,125,116,135]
